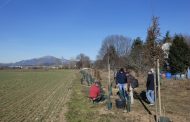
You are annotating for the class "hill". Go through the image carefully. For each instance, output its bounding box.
[0,56,70,66]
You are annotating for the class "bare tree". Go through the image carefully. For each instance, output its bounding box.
[103,45,119,69]
[146,16,161,46]
[97,35,132,69]
[76,53,91,68]
[99,35,131,57]
[144,16,164,70]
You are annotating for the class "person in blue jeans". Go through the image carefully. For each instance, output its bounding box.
[146,71,155,105]
[187,67,190,80]
[116,68,127,100]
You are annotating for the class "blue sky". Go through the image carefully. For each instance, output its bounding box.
[0,0,189,63]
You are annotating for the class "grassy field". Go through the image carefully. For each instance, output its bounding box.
[0,69,75,122]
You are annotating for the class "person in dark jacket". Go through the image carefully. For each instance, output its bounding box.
[146,71,155,105]
[116,68,127,100]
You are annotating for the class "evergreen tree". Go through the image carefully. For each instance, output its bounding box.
[129,37,144,71]
[168,35,190,74]
[163,31,172,43]
[131,37,143,49]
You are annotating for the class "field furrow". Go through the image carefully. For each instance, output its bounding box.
[0,70,76,122]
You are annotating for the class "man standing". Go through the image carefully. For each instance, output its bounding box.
[146,71,155,105]
[116,68,127,100]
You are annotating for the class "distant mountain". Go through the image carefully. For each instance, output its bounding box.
[0,63,12,67]
[1,56,70,66]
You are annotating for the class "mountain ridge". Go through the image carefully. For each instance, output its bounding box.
[0,56,70,66]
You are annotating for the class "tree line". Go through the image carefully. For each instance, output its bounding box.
[76,16,190,74]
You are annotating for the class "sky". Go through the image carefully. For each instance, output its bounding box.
[0,0,190,63]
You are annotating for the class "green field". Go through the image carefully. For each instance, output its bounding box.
[0,70,75,122]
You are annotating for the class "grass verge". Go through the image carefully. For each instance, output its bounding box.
[66,72,117,122]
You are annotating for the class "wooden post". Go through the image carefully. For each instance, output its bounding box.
[107,46,112,110]
[154,66,158,122]
[108,63,110,90]
[157,59,162,116]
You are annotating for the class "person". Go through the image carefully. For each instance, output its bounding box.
[116,68,127,100]
[89,81,103,103]
[187,67,190,80]
[146,71,155,105]
[126,71,134,104]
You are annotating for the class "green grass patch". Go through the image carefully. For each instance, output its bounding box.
[66,72,117,122]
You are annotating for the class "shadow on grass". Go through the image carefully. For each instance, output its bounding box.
[134,91,152,115]
[134,91,159,122]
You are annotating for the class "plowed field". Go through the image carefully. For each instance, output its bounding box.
[0,70,75,122]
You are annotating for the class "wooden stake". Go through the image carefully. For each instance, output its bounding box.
[107,46,112,110]
[157,59,162,116]
[154,65,158,122]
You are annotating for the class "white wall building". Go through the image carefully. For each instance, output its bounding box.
[161,42,172,59]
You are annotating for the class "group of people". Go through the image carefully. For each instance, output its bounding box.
[116,68,156,106]
[88,68,155,106]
